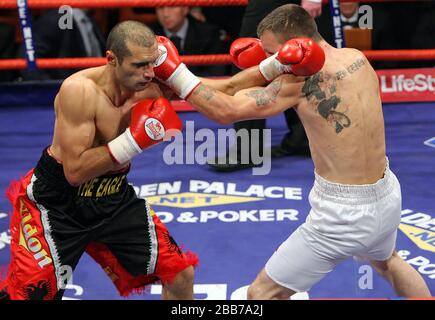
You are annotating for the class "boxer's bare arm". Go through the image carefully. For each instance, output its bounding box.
[188,75,300,124]
[56,80,118,186]
[155,66,267,99]
[199,66,268,96]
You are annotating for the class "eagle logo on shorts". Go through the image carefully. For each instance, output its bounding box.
[24,280,51,300]
[163,231,182,256]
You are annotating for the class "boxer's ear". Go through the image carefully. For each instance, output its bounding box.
[106,51,117,66]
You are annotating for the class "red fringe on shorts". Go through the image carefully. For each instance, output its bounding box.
[86,242,199,298]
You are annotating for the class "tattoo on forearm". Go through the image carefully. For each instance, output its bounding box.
[192,84,217,101]
[245,90,271,106]
[245,78,282,106]
[302,71,352,134]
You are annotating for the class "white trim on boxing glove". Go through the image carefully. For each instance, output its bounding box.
[166,63,201,99]
[107,128,142,164]
[259,53,293,82]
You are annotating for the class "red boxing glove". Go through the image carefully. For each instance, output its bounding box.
[107,97,182,164]
[278,38,325,76]
[230,38,267,69]
[259,38,325,81]
[154,36,201,99]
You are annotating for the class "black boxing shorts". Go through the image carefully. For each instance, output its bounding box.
[0,147,198,300]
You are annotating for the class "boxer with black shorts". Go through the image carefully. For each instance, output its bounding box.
[0,21,198,300]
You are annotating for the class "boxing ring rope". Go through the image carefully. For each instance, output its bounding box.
[0,50,434,70]
[0,55,231,70]
[0,0,429,8]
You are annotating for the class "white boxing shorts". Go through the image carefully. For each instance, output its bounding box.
[265,159,402,292]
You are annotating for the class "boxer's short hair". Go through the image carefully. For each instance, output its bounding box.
[107,20,156,63]
[257,4,322,42]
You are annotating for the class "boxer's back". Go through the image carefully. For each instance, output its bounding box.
[296,47,386,184]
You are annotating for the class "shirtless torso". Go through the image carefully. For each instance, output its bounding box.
[191,39,387,185]
[293,46,386,184]
[49,65,163,185]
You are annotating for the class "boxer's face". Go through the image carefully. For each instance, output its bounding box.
[260,30,285,57]
[108,41,159,91]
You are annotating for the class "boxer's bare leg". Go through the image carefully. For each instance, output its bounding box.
[161,266,194,300]
[247,268,296,300]
[370,251,431,298]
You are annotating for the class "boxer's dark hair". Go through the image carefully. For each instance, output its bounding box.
[107,21,156,63]
[257,4,322,42]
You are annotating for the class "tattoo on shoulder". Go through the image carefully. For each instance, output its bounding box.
[336,70,347,80]
[302,72,351,134]
[347,57,365,74]
[302,73,326,100]
[335,57,366,81]
[245,78,282,107]
[192,84,217,101]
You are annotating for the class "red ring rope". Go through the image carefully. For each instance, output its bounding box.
[0,55,232,70]
[0,50,434,70]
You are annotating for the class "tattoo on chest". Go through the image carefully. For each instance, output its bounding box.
[245,78,282,106]
[302,71,351,134]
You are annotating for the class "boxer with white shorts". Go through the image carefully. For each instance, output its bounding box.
[266,159,402,292]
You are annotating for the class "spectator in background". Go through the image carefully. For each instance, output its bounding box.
[301,0,322,18]
[151,6,227,77]
[19,9,105,80]
[338,3,372,52]
[340,2,360,29]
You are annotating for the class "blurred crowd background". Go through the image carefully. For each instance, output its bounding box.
[0,1,434,83]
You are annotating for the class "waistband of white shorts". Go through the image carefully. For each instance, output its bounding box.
[313,158,394,202]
